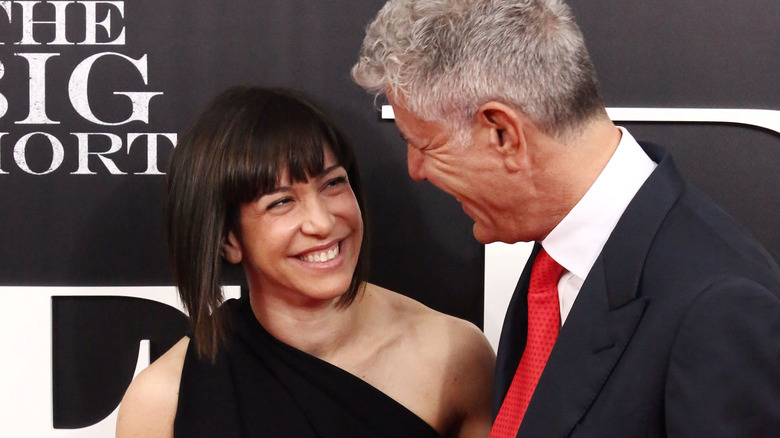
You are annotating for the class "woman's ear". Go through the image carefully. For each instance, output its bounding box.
[222,231,243,264]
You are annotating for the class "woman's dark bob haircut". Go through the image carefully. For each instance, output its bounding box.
[166,86,369,360]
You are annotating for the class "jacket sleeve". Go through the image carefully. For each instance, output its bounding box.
[665,277,780,437]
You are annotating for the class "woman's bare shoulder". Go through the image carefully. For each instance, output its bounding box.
[367,282,494,356]
[409,296,496,384]
[115,336,190,438]
[365,283,495,436]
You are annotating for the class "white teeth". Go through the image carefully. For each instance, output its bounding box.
[301,244,339,263]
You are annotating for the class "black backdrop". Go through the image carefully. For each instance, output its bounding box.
[0,1,777,434]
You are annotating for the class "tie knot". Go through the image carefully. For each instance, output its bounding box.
[528,248,564,295]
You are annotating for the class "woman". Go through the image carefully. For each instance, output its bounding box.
[116,87,495,437]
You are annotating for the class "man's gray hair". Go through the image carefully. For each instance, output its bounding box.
[352,0,607,142]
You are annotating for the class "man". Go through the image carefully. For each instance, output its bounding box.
[352,0,780,437]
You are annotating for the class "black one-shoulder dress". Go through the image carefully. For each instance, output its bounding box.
[174,297,440,438]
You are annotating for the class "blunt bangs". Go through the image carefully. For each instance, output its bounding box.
[221,89,356,209]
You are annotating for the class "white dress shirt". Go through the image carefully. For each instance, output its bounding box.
[542,128,657,324]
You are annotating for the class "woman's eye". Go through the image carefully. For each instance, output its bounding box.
[324,176,348,189]
[266,197,293,210]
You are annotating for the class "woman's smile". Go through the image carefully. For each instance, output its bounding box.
[296,241,341,264]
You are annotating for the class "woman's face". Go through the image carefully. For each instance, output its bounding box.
[223,148,363,307]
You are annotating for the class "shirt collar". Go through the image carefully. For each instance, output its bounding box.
[542,127,657,279]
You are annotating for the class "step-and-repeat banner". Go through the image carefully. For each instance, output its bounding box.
[1,1,777,435]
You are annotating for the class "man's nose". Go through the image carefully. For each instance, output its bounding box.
[407,145,426,181]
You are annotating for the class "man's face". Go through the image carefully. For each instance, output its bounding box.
[388,97,513,243]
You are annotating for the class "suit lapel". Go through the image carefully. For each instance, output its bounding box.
[517,261,648,437]
[515,143,685,437]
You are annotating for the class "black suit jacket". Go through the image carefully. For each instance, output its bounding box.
[494,143,780,437]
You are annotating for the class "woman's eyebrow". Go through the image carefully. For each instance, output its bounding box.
[261,164,344,196]
[312,163,343,178]
[261,186,292,196]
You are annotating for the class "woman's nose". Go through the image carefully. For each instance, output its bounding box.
[300,196,336,236]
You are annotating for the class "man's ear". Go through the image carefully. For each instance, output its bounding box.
[222,230,243,264]
[476,101,527,171]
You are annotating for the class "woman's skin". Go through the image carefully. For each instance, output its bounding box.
[116,148,496,438]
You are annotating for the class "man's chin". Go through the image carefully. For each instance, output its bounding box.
[471,223,498,245]
[472,222,536,245]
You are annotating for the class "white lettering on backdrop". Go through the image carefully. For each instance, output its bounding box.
[0,1,175,175]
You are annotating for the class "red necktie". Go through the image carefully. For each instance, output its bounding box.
[490,248,564,438]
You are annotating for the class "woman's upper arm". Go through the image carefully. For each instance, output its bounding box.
[116,337,190,438]
[446,320,496,438]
